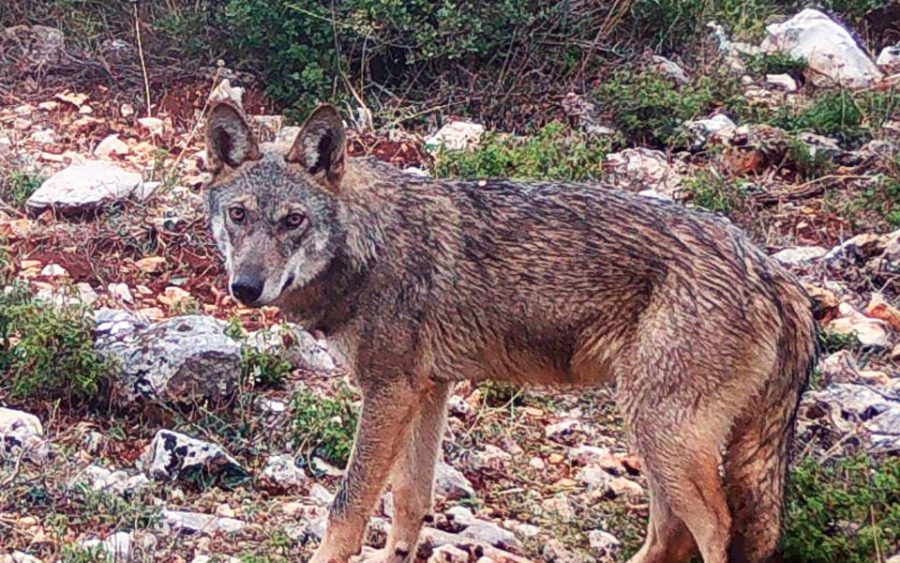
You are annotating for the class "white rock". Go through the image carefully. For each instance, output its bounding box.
[4,552,43,563]
[606,148,685,200]
[466,444,513,471]
[425,121,485,152]
[458,520,521,550]
[760,9,883,89]
[162,510,246,534]
[138,429,247,483]
[766,74,799,92]
[94,133,128,160]
[576,466,615,491]
[40,264,68,277]
[428,545,469,563]
[30,129,56,145]
[80,531,133,561]
[260,454,308,489]
[308,483,336,506]
[96,315,243,407]
[0,408,46,461]
[246,322,335,373]
[826,304,891,349]
[810,383,900,452]
[588,530,621,557]
[72,464,150,495]
[877,46,900,75]
[650,55,689,84]
[434,459,475,500]
[401,166,430,177]
[771,246,828,268]
[26,162,144,213]
[798,132,842,158]
[545,419,584,441]
[138,117,165,136]
[683,114,737,149]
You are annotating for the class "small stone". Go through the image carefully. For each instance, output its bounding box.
[0,408,47,462]
[260,454,308,489]
[138,429,247,483]
[162,510,246,534]
[308,483,335,506]
[428,545,469,563]
[545,419,584,441]
[827,304,891,350]
[424,121,485,152]
[529,457,546,470]
[39,264,68,278]
[94,134,130,159]
[458,520,520,550]
[576,466,615,492]
[877,46,900,75]
[467,444,513,471]
[138,117,165,136]
[588,530,621,557]
[108,282,134,304]
[650,54,690,84]
[606,148,685,200]
[766,74,798,92]
[819,350,859,384]
[541,495,576,521]
[434,460,475,500]
[215,503,236,518]
[79,531,132,561]
[771,246,828,268]
[135,256,166,273]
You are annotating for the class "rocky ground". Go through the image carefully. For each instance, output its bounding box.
[2,6,900,563]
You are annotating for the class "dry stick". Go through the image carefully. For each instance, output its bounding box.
[132,0,152,119]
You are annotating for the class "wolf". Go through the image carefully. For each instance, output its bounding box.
[203,99,817,563]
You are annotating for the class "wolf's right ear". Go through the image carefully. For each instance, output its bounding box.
[287,104,346,191]
[205,102,261,174]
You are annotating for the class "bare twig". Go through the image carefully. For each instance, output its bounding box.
[132,0,153,118]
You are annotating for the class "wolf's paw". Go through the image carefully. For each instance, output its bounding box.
[350,546,412,563]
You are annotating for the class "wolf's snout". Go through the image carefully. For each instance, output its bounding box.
[231,277,264,305]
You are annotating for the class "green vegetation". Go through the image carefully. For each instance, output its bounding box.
[684,169,753,215]
[0,168,43,208]
[0,282,114,406]
[433,122,611,182]
[783,453,900,563]
[291,382,359,468]
[241,344,294,387]
[593,67,747,148]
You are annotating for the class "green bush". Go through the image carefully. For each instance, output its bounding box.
[593,67,747,147]
[433,122,611,182]
[0,169,43,208]
[766,90,899,149]
[0,283,114,406]
[784,453,900,563]
[291,383,359,468]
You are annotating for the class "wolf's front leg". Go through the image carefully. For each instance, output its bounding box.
[351,381,452,563]
[309,382,420,563]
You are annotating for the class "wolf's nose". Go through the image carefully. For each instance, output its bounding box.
[231,278,264,305]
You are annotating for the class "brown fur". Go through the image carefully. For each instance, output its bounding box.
[203,101,817,563]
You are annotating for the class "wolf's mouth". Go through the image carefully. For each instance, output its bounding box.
[282,273,296,293]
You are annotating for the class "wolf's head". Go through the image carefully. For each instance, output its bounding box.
[203,101,348,308]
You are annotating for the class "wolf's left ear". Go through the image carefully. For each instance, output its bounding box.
[205,102,261,174]
[287,104,346,191]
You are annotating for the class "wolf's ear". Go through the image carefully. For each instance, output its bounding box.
[287,104,346,191]
[205,102,261,174]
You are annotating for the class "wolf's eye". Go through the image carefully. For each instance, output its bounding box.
[283,212,306,230]
[229,207,246,223]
